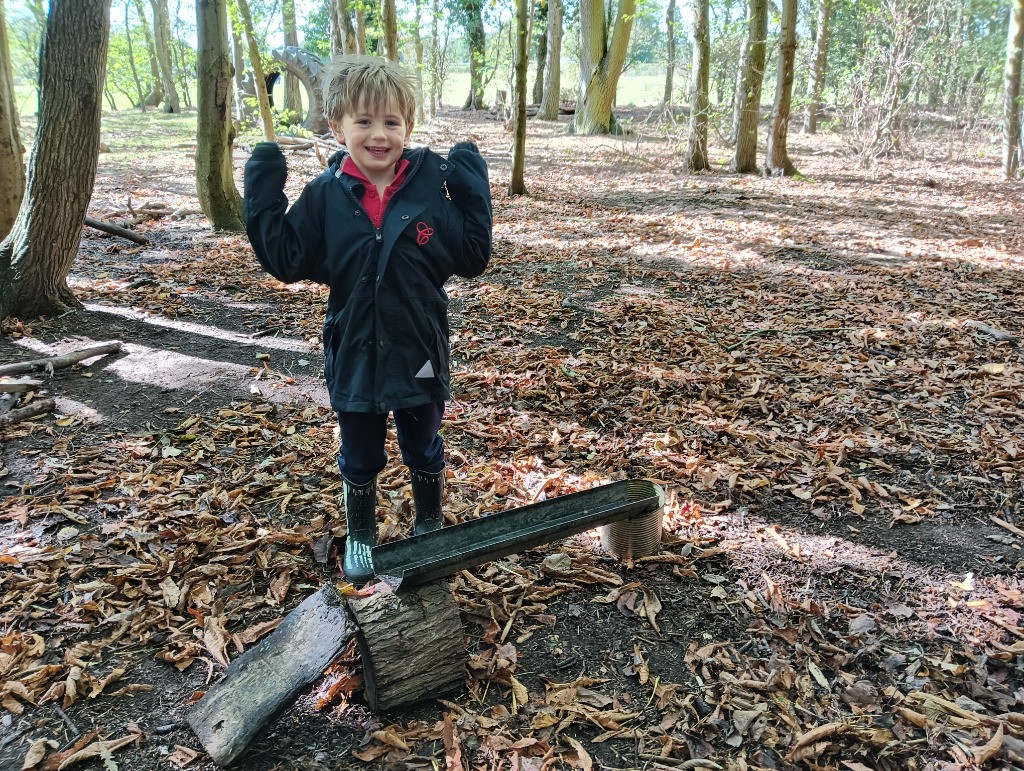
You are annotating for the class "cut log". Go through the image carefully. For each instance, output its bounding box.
[0,342,123,377]
[0,398,56,427]
[83,216,150,245]
[0,379,44,393]
[187,584,354,767]
[348,580,466,711]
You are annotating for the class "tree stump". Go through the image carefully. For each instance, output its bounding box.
[347,580,466,711]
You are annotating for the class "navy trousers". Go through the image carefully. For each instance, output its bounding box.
[337,401,445,485]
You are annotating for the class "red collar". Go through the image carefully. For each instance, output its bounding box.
[341,155,410,188]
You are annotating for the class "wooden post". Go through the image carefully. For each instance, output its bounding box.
[348,580,466,711]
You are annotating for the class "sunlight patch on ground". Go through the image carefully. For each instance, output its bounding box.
[85,303,312,353]
[53,397,107,426]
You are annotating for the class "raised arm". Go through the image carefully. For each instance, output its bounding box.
[444,142,493,279]
[243,142,330,285]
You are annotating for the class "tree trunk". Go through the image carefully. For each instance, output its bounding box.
[430,0,440,114]
[355,6,367,55]
[230,16,247,123]
[123,1,147,109]
[570,0,636,134]
[1003,0,1024,178]
[0,0,112,319]
[732,0,766,172]
[235,0,276,142]
[765,0,797,176]
[282,0,302,116]
[532,0,548,105]
[802,0,832,133]
[463,0,486,109]
[196,0,244,231]
[133,0,162,106]
[150,0,180,112]
[331,0,357,55]
[510,0,528,195]
[663,0,677,104]
[0,0,25,241]
[171,21,194,109]
[413,0,425,123]
[684,0,710,172]
[381,0,399,61]
[537,0,562,119]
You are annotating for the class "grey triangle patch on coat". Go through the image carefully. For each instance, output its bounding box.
[415,360,435,378]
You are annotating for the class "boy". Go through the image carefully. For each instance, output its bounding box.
[244,56,492,586]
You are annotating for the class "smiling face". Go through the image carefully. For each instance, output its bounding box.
[330,100,413,188]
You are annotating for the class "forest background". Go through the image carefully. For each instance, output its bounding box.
[1,0,1023,770]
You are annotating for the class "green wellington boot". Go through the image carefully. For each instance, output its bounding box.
[342,477,377,586]
[410,468,445,536]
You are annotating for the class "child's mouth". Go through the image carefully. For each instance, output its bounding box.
[366,147,390,158]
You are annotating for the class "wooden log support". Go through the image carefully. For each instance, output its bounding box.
[348,580,466,711]
[187,585,354,767]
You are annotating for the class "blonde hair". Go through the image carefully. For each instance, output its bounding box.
[322,55,417,126]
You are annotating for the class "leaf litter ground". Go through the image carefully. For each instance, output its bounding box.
[1,109,1023,771]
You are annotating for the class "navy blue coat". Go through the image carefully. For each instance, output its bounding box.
[244,142,492,414]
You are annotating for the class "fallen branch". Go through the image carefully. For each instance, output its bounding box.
[84,216,149,245]
[965,320,1019,346]
[724,327,861,352]
[0,341,123,376]
[0,379,43,393]
[0,397,56,427]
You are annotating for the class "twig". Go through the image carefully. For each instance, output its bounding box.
[0,341,123,376]
[637,757,723,770]
[965,320,1019,346]
[84,216,150,245]
[54,705,80,737]
[723,327,861,352]
[989,515,1024,539]
[0,397,56,427]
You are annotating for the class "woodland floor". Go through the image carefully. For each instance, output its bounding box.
[1,108,1023,771]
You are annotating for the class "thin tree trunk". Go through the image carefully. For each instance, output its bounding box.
[230,15,246,122]
[414,0,425,123]
[765,0,797,176]
[0,0,112,319]
[532,0,548,104]
[355,6,367,54]
[463,0,485,109]
[684,0,709,172]
[133,0,162,106]
[196,0,244,231]
[663,0,676,104]
[0,0,25,241]
[381,0,399,61]
[510,0,528,195]
[1003,0,1024,178]
[150,0,180,112]
[124,1,147,108]
[235,0,276,142]
[802,0,832,133]
[332,0,356,54]
[430,0,440,114]
[732,0,766,172]
[171,18,193,108]
[537,0,561,119]
[282,0,302,115]
[571,0,636,134]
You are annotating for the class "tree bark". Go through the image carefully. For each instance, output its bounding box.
[123,1,147,109]
[282,0,302,116]
[355,6,367,55]
[1003,0,1024,178]
[235,0,277,142]
[510,0,529,195]
[229,15,248,123]
[732,0,766,172]
[381,0,400,61]
[133,0,162,106]
[570,0,636,134]
[348,581,466,711]
[532,0,548,105]
[330,0,357,54]
[150,0,180,113]
[802,0,832,133]
[0,0,112,320]
[684,0,710,172]
[196,0,245,231]
[0,0,25,242]
[413,0,425,123]
[765,0,798,176]
[463,0,486,109]
[663,0,677,104]
[537,0,562,119]
[430,0,440,114]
